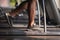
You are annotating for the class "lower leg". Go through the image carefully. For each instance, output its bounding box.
[28,0,36,28]
[9,1,28,17]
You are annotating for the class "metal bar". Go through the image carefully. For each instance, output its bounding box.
[42,0,47,33]
[37,0,41,27]
[6,13,13,27]
[6,13,11,26]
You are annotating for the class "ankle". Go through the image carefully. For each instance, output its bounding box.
[28,23,36,27]
[6,13,10,16]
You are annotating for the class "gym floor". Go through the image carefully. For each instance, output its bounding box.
[0,36,60,40]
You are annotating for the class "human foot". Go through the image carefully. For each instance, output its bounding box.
[6,12,16,18]
[27,23,36,29]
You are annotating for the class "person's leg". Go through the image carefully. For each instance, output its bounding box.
[27,0,36,28]
[8,0,36,29]
[9,1,28,16]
